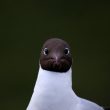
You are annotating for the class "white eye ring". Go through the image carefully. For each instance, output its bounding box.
[64,48,70,55]
[43,48,48,55]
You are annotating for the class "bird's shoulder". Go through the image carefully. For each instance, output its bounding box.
[77,98,104,110]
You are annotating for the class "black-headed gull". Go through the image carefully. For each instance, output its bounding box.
[27,38,104,110]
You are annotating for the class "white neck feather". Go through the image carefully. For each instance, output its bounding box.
[27,66,78,110]
[34,66,72,90]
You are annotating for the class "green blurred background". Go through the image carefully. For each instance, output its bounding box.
[0,0,110,109]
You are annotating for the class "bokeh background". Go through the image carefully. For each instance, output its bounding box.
[0,0,110,109]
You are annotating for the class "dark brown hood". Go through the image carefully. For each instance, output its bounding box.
[40,38,72,72]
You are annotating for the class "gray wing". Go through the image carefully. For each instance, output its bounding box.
[77,98,104,110]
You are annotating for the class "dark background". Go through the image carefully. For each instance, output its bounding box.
[0,0,110,109]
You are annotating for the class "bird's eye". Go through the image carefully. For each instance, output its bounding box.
[64,48,70,55]
[43,48,49,55]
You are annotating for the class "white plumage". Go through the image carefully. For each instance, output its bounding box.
[27,66,103,110]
